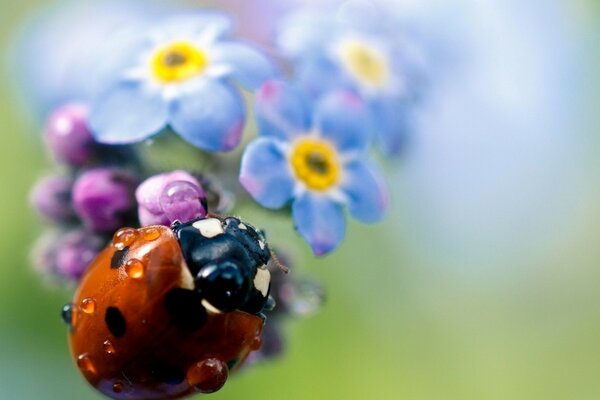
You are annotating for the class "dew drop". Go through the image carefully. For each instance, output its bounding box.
[61,303,73,325]
[125,258,145,280]
[186,358,229,394]
[159,180,207,224]
[251,336,262,351]
[77,354,96,375]
[112,228,138,250]
[141,227,160,241]
[286,280,325,317]
[103,340,116,355]
[81,298,96,314]
[112,381,124,393]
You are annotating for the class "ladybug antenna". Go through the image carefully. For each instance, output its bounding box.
[269,249,289,274]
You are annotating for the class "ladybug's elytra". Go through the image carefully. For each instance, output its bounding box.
[63,216,273,399]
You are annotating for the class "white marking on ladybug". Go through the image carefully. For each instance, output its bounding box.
[238,223,247,230]
[201,299,222,314]
[258,240,266,250]
[179,260,194,290]
[192,218,224,238]
[253,267,271,297]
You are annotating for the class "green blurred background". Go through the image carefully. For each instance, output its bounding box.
[2,0,600,399]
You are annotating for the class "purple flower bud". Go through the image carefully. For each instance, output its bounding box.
[30,175,76,222]
[136,171,207,226]
[44,103,95,166]
[72,168,137,233]
[31,229,106,282]
[55,229,105,280]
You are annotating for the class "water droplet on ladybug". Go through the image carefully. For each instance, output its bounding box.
[125,258,145,279]
[141,227,160,241]
[251,336,262,351]
[61,303,73,325]
[112,381,124,393]
[186,358,229,394]
[77,354,96,375]
[112,227,138,250]
[159,180,207,224]
[103,340,116,355]
[81,298,96,314]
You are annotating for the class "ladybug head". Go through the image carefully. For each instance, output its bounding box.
[173,216,272,314]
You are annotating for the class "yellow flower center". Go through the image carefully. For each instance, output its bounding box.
[151,42,209,83]
[339,40,390,88]
[290,138,341,191]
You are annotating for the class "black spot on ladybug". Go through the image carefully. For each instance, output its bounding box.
[110,247,129,269]
[151,364,185,385]
[105,307,127,338]
[164,288,207,331]
[61,303,72,326]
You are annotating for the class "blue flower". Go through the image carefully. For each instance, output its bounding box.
[89,13,276,152]
[240,80,389,256]
[277,8,427,155]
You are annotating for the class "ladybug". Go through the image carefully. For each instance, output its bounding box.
[62,215,274,399]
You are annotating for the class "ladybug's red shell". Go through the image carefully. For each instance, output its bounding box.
[68,225,263,399]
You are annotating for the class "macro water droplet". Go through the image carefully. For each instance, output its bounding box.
[159,180,207,224]
[112,381,124,393]
[77,354,96,375]
[125,258,145,279]
[186,358,229,394]
[286,280,325,317]
[112,227,138,250]
[81,297,96,314]
[251,336,262,351]
[61,303,73,325]
[103,340,116,355]
[141,227,160,241]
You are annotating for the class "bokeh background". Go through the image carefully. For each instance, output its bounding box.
[1,0,600,399]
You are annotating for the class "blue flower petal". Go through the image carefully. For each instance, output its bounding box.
[277,11,333,59]
[153,12,232,43]
[255,80,312,141]
[90,82,168,144]
[169,80,245,152]
[240,137,295,209]
[371,97,410,156]
[211,41,276,90]
[296,56,351,100]
[315,90,373,152]
[342,160,389,223]
[292,193,346,256]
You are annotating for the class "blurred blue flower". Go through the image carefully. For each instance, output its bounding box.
[240,80,389,256]
[11,0,160,118]
[277,6,427,155]
[89,13,276,152]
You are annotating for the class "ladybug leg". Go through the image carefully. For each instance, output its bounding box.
[185,358,229,394]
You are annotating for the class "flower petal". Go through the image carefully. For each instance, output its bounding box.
[315,90,373,152]
[292,193,346,256]
[276,11,333,59]
[169,80,245,152]
[255,80,312,141]
[211,41,276,90]
[240,137,295,209]
[152,12,232,44]
[90,82,168,144]
[341,160,389,223]
[296,57,347,99]
[371,97,410,156]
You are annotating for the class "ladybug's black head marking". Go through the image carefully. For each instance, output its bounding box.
[173,216,272,315]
